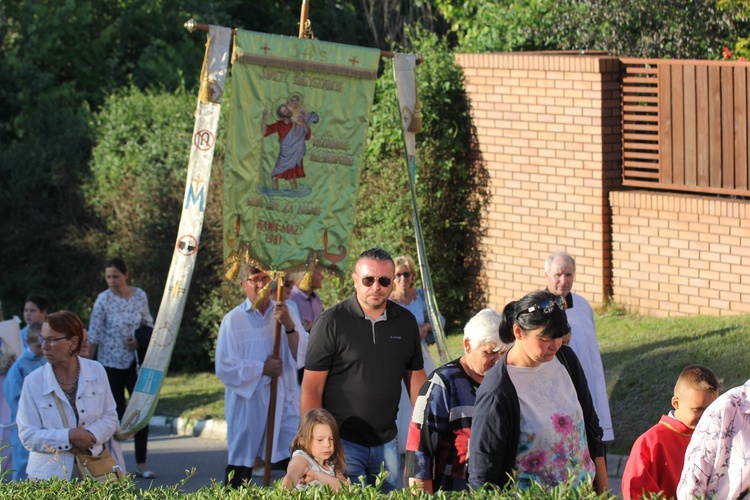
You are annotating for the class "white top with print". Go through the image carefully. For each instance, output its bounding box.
[507,357,595,490]
[88,288,153,369]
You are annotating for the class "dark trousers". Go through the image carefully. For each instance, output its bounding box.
[105,364,149,464]
[225,465,252,488]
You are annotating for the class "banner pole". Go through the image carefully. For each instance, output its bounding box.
[392,54,451,365]
[263,278,285,486]
[117,25,232,441]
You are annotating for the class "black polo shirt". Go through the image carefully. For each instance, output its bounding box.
[305,294,424,446]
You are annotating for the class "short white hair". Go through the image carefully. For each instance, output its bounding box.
[545,250,576,273]
[463,308,511,352]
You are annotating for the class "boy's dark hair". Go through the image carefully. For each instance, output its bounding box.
[675,365,722,395]
[25,295,50,313]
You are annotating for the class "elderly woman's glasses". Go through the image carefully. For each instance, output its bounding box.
[395,272,411,279]
[37,335,69,346]
[360,275,392,287]
[516,295,567,320]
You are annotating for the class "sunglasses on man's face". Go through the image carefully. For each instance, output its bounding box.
[516,295,567,320]
[359,275,392,288]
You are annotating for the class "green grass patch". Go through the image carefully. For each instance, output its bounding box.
[155,372,225,421]
[154,312,750,458]
[597,312,750,455]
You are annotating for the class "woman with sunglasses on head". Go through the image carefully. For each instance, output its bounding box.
[468,290,607,494]
[85,257,155,478]
[16,311,121,480]
[390,255,444,454]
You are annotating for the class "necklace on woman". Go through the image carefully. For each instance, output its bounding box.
[53,359,80,387]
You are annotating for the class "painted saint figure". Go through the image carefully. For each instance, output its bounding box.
[262,97,319,191]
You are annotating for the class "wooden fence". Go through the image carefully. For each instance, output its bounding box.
[621,57,750,197]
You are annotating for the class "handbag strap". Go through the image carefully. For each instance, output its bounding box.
[52,392,71,429]
[53,391,108,457]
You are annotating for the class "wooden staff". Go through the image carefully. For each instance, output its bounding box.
[263,277,285,486]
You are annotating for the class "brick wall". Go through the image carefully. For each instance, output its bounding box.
[455,53,622,310]
[611,191,750,316]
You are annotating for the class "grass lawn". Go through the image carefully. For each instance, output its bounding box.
[155,310,750,456]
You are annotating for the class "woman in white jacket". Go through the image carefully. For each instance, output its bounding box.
[17,311,119,480]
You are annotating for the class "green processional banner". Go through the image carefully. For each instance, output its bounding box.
[224,30,380,278]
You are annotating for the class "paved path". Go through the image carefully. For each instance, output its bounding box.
[120,417,626,496]
[119,431,284,493]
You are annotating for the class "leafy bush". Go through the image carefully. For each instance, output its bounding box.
[0,470,618,499]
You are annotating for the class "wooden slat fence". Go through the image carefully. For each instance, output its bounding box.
[621,58,750,196]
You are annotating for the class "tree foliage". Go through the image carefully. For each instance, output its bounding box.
[434,0,743,59]
[0,102,99,316]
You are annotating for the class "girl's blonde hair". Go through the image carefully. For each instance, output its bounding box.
[291,409,346,474]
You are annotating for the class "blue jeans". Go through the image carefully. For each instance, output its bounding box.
[341,437,400,493]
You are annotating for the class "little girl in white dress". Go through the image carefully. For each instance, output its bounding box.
[282,408,348,491]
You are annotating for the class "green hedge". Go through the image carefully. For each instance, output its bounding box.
[0,473,620,499]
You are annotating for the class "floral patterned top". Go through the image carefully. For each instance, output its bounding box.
[678,379,750,500]
[88,288,153,369]
[507,358,595,490]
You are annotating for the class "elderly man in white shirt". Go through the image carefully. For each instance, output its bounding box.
[545,251,615,444]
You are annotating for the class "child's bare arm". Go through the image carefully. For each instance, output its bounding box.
[281,456,309,490]
[306,469,347,490]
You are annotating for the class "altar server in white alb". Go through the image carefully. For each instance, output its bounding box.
[215,263,307,488]
[545,251,614,444]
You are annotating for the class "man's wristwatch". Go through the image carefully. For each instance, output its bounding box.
[285,326,296,334]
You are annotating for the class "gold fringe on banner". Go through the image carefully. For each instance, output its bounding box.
[297,258,319,293]
[223,241,290,309]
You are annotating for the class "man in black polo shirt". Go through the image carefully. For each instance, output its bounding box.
[301,248,427,492]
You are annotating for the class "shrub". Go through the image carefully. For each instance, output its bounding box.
[0,470,618,499]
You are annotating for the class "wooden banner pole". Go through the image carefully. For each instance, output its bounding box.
[263,278,285,486]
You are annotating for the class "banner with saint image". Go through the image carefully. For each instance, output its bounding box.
[224,30,380,278]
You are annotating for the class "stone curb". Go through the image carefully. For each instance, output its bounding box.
[150,415,629,479]
[149,415,227,441]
